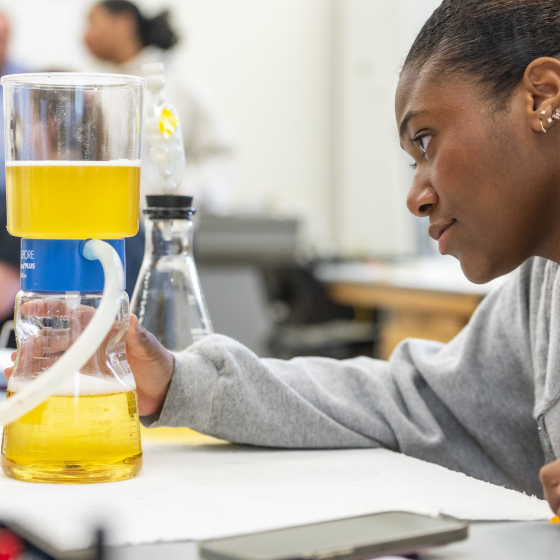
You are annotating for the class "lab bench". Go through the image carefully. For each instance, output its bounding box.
[316,257,508,359]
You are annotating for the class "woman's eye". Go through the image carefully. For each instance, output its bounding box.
[414,134,432,154]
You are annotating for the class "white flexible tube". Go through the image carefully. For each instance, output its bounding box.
[0,240,123,426]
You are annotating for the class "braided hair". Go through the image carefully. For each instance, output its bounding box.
[101,0,179,51]
[403,0,560,109]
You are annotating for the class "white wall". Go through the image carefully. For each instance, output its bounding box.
[4,0,336,253]
[2,0,441,257]
[162,0,336,253]
[334,0,441,257]
[6,0,91,70]
[335,0,410,256]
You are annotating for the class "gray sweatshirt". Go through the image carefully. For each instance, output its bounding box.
[142,257,560,499]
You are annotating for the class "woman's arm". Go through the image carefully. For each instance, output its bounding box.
[128,260,545,498]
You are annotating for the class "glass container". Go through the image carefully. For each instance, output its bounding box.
[131,195,213,351]
[2,291,142,483]
[2,73,145,239]
[1,239,142,484]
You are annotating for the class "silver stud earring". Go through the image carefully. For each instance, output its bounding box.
[542,109,547,115]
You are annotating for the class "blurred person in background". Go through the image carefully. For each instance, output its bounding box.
[84,0,236,214]
[0,12,29,342]
[0,200,19,331]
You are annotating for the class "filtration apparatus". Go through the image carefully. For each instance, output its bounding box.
[0,73,145,483]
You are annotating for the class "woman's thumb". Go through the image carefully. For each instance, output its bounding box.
[127,314,171,363]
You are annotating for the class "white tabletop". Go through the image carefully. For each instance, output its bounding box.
[0,441,550,552]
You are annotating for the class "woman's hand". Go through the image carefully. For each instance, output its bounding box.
[540,460,560,515]
[125,314,174,417]
[3,306,175,418]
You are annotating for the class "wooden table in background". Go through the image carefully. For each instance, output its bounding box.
[316,257,507,360]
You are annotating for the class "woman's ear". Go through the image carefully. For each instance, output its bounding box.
[523,57,560,134]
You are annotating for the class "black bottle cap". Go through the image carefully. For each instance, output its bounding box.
[146,195,193,209]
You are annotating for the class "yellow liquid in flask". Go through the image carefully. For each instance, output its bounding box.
[6,161,140,239]
[1,380,142,483]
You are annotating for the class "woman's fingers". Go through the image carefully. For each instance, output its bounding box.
[5,317,129,383]
[32,328,70,357]
[20,298,96,326]
[8,337,64,380]
[20,298,71,318]
[126,314,174,416]
[540,460,560,514]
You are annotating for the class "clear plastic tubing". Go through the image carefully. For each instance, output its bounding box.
[0,240,123,426]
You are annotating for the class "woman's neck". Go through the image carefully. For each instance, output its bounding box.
[532,173,560,266]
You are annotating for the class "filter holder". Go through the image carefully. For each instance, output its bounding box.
[20,239,126,292]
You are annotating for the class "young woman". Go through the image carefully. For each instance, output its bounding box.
[7,0,560,514]
[122,0,560,512]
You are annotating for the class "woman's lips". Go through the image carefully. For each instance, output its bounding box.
[428,220,455,253]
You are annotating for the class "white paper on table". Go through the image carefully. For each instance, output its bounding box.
[0,444,551,551]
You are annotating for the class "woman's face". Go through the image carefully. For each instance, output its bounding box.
[84,5,122,61]
[396,65,560,283]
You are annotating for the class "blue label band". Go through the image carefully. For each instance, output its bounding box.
[20,239,126,292]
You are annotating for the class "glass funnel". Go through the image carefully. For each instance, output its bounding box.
[2,73,145,239]
[131,195,213,351]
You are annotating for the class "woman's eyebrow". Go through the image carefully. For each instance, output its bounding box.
[399,109,427,139]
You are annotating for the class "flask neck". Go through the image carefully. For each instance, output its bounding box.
[145,217,193,257]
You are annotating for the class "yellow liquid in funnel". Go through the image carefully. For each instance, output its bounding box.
[6,161,140,239]
[1,384,142,484]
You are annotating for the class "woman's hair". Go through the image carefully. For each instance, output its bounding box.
[100,0,179,51]
[403,0,560,109]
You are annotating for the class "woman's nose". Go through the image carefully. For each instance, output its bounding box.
[406,175,438,217]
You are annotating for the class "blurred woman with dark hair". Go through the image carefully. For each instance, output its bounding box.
[84,0,236,213]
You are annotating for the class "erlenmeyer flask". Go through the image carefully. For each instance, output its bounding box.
[1,240,142,483]
[131,195,213,351]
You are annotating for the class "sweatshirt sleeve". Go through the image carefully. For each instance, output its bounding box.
[141,259,546,497]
